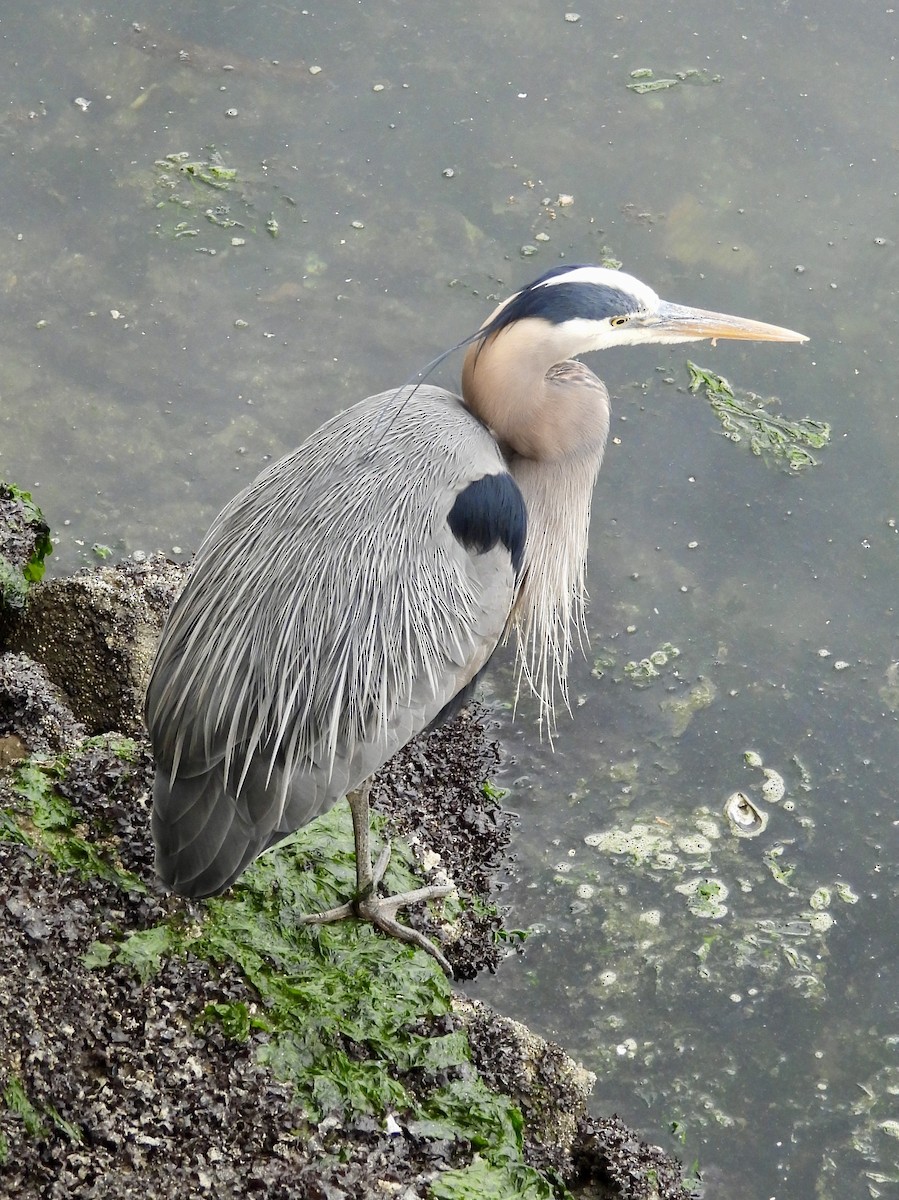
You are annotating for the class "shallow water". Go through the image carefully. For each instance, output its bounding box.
[2,3,897,1196]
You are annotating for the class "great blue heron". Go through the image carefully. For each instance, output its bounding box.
[146,265,806,974]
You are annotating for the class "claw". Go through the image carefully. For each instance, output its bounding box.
[297,783,457,977]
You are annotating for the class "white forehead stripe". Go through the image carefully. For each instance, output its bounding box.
[536,266,660,309]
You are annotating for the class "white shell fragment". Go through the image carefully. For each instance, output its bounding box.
[761,768,786,803]
[724,791,769,837]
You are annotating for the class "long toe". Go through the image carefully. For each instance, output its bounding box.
[357,889,455,977]
[297,900,356,925]
[296,881,456,976]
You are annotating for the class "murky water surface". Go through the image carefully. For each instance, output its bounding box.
[2,3,897,1197]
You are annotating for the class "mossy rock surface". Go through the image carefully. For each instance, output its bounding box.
[0,718,583,1198]
[0,483,52,624]
[0,583,693,1199]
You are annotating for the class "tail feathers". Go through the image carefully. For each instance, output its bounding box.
[151,762,286,898]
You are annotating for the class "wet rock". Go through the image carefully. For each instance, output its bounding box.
[5,554,186,736]
[0,842,310,1200]
[571,1114,694,1200]
[0,652,86,754]
[0,732,28,769]
[0,483,52,620]
[0,557,694,1199]
[455,995,596,1177]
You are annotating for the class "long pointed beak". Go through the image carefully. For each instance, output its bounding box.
[652,300,808,344]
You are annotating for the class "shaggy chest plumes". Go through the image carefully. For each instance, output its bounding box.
[462,335,611,728]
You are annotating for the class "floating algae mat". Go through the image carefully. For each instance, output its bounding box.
[626,67,722,94]
[556,749,860,1008]
[687,361,830,471]
[151,148,286,246]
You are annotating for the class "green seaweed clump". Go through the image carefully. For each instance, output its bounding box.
[687,361,830,471]
[623,642,681,688]
[2,737,145,892]
[0,483,53,613]
[627,67,721,93]
[160,149,237,190]
[3,1076,82,1147]
[85,804,561,1198]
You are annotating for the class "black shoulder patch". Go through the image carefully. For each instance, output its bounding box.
[448,473,527,576]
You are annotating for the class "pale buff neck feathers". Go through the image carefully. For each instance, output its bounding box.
[461,317,610,462]
[460,316,611,727]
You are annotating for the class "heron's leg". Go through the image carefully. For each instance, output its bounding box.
[349,781,376,895]
[297,783,377,924]
[299,782,456,977]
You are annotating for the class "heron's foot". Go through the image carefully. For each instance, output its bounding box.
[298,842,456,977]
[355,885,456,977]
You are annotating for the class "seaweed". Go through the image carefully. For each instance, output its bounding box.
[687,361,830,471]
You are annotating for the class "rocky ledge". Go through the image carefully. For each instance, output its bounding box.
[0,492,694,1200]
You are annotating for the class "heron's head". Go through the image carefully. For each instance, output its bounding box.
[459,264,807,462]
[475,264,808,359]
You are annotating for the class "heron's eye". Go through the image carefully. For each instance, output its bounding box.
[610,315,630,328]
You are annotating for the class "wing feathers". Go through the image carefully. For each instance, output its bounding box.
[147,387,519,896]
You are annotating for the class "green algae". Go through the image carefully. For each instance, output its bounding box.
[623,642,682,688]
[2,1076,82,1148]
[573,760,861,1007]
[79,801,561,1196]
[627,67,722,94]
[592,642,684,689]
[3,1078,47,1140]
[430,1153,559,1199]
[2,737,145,892]
[159,150,237,190]
[0,483,53,613]
[687,361,830,471]
[1,735,568,1195]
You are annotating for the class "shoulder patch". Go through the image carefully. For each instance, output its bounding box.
[448,473,527,576]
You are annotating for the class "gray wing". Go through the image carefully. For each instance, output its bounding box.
[146,386,524,896]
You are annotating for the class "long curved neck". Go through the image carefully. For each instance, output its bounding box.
[462,322,608,460]
[461,328,611,728]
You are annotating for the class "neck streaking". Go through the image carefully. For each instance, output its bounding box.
[462,331,610,728]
